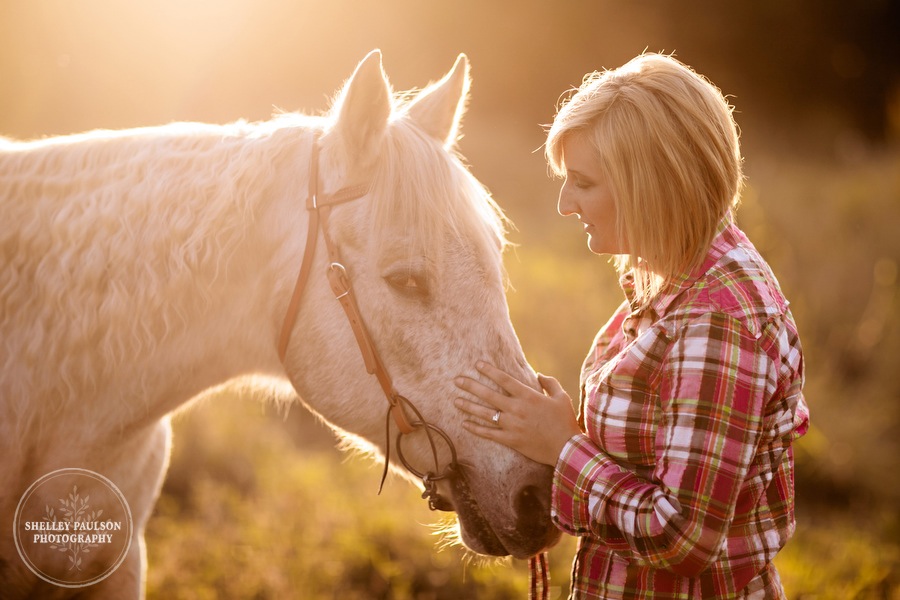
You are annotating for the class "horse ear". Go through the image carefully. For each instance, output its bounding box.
[406,54,470,147]
[330,49,392,162]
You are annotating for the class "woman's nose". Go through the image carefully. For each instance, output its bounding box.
[557,185,579,217]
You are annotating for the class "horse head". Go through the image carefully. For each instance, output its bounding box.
[275,51,560,559]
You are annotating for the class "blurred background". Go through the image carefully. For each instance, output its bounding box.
[3,0,898,597]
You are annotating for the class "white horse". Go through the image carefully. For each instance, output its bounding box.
[0,51,560,597]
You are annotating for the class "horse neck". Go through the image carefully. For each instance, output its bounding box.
[111,124,319,421]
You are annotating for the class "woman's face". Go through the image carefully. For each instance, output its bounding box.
[557,134,624,256]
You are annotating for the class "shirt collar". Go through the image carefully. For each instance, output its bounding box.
[621,218,741,319]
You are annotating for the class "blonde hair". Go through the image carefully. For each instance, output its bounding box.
[546,53,744,305]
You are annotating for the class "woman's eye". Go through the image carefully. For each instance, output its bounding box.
[573,178,592,190]
[566,174,591,190]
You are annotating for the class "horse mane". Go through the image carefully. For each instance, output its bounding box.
[0,87,508,415]
[0,119,313,409]
[369,112,510,262]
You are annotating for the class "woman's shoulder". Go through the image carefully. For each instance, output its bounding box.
[673,228,792,338]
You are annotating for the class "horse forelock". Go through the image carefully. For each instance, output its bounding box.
[369,118,510,265]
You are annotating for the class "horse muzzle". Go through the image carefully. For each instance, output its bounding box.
[448,462,561,559]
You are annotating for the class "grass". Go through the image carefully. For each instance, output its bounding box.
[146,395,899,599]
[775,509,899,599]
[147,396,579,600]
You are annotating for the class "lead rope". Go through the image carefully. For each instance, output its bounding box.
[529,552,549,600]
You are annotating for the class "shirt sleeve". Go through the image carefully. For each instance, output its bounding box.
[551,311,770,577]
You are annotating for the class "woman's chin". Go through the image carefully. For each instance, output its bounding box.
[586,234,620,256]
[586,237,607,255]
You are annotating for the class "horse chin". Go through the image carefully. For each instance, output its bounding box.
[447,476,510,557]
[441,465,562,559]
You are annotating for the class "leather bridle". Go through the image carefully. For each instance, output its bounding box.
[276,132,458,511]
[276,132,550,599]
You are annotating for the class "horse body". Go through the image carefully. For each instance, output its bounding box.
[0,52,558,597]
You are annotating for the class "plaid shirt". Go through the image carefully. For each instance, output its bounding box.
[552,222,809,599]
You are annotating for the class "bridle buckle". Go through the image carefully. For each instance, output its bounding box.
[327,262,351,300]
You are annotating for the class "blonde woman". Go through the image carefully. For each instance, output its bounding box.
[455,53,809,599]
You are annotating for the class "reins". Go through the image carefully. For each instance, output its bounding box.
[529,553,549,600]
[277,132,457,510]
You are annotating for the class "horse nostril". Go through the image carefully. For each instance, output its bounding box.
[506,474,563,555]
[514,484,548,526]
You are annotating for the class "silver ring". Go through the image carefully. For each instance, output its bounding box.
[491,410,501,426]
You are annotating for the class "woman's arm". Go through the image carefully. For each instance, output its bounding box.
[458,311,779,577]
[554,310,773,576]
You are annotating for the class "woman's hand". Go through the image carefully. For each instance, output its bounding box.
[454,361,582,466]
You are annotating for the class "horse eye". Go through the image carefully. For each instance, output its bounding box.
[385,272,429,298]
